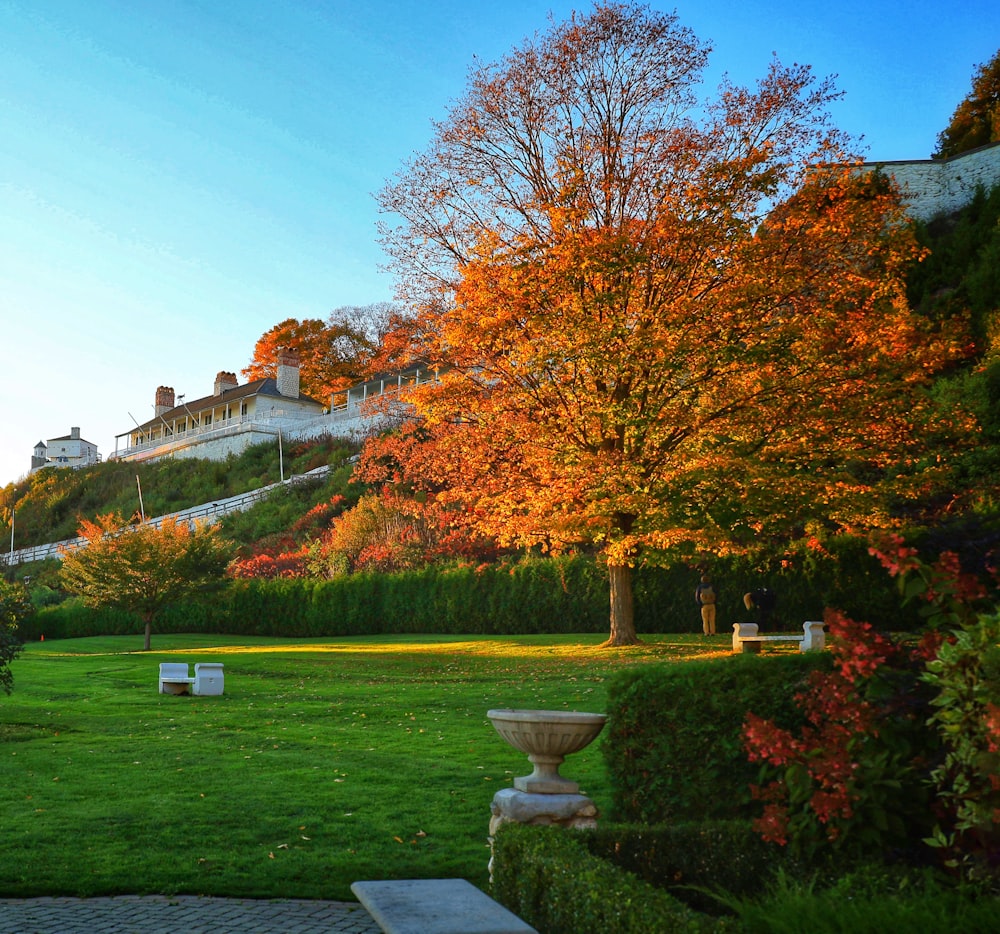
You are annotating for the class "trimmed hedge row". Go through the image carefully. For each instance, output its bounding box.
[603,652,832,824]
[204,557,611,637]
[490,822,737,933]
[28,539,917,641]
[581,820,795,915]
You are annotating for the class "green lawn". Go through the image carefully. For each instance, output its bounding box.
[0,632,730,900]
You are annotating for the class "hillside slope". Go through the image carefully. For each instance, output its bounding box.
[1,436,359,554]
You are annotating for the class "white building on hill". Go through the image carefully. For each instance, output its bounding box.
[112,349,328,465]
[30,427,101,472]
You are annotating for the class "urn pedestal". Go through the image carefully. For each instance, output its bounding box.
[486,708,606,794]
[486,709,607,881]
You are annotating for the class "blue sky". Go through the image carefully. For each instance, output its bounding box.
[1,0,997,494]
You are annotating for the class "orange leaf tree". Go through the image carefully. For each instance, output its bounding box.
[243,317,374,401]
[935,48,1000,158]
[367,2,967,645]
[60,514,233,651]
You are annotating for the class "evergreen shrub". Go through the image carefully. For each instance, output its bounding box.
[32,542,915,640]
[603,653,831,825]
[581,820,794,914]
[697,537,920,633]
[32,598,140,641]
[490,822,731,933]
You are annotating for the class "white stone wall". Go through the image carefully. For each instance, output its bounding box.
[865,142,1000,222]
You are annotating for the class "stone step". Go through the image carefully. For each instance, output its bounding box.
[351,879,537,934]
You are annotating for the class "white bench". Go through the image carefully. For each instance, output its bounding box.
[351,879,538,934]
[733,621,826,654]
[193,663,225,696]
[158,662,196,694]
[158,662,225,695]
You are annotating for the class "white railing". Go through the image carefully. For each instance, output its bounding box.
[2,466,330,568]
[115,414,292,461]
[113,369,438,462]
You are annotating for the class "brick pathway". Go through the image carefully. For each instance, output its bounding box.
[0,895,381,933]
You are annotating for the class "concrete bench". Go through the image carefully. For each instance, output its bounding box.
[159,662,225,695]
[733,621,826,654]
[351,879,538,934]
[193,662,224,696]
[158,662,196,695]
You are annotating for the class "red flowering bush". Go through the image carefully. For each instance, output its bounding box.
[228,546,310,579]
[305,490,499,575]
[290,494,346,536]
[744,537,1000,880]
[744,610,934,857]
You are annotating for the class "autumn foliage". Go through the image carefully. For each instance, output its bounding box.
[744,541,1000,880]
[935,48,1000,158]
[60,513,233,650]
[227,490,496,579]
[369,3,968,645]
[243,316,373,401]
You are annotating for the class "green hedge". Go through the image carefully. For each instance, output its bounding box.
[22,597,142,640]
[581,820,795,914]
[700,536,922,632]
[603,653,831,824]
[490,822,735,933]
[30,541,916,641]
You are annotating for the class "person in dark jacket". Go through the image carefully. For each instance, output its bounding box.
[743,586,776,632]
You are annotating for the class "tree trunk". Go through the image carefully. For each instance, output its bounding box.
[605,562,640,646]
[143,619,152,652]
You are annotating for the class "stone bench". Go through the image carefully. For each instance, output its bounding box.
[158,662,225,695]
[732,621,826,654]
[158,662,196,695]
[351,878,537,934]
[193,662,225,696]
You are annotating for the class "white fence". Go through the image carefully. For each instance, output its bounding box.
[3,466,330,567]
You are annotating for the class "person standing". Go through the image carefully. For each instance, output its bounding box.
[743,586,776,633]
[695,575,717,635]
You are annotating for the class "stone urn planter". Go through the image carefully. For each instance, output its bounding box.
[487,708,607,794]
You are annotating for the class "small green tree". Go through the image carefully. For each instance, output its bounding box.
[0,579,29,694]
[60,513,233,650]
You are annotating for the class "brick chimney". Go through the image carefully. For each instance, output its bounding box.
[214,371,239,396]
[155,386,175,416]
[70,427,80,440]
[276,347,300,399]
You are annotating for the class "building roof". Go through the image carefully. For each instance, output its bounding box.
[124,377,324,436]
[48,433,96,445]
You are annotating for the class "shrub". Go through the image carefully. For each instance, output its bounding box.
[28,540,922,642]
[490,822,730,933]
[0,580,30,693]
[744,539,1000,881]
[603,652,830,825]
[581,820,793,914]
[32,598,140,640]
[743,611,938,860]
[922,610,1000,882]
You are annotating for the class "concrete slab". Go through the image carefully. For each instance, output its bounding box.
[351,879,537,934]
